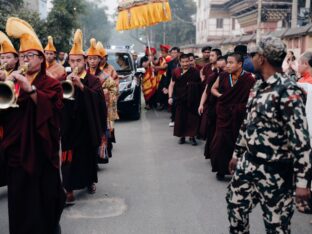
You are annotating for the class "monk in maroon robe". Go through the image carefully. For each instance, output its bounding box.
[0,50,65,234]
[168,54,201,145]
[87,41,113,161]
[210,53,255,180]
[61,55,107,202]
[198,49,222,140]
[0,17,66,234]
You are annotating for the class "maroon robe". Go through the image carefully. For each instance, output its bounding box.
[203,70,224,159]
[198,66,218,140]
[173,67,201,137]
[61,73,107,191]
[210,71,255,175]
[87,68,113,160]
[201,63,212,91]
[0,71,65,234]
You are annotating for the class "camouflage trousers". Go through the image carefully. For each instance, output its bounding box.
[226,157,294,234]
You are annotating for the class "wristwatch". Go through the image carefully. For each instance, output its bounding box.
[27,85,37,95]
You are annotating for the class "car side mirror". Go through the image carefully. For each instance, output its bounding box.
[136,67,145,74]
[135,67,145,76]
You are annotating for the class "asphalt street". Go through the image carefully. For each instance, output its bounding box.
[0,110,311,234]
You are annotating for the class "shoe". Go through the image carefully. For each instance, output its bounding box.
[66,191,75,205]
[87,183,96,194]
[169,122,174,127]
[216,173,225,181]
[144,105,151,110]
[156,104,165,111]
[190,137,197,146]
[179,137,185,144]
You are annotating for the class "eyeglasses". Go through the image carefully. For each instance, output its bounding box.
[19,53,41,60]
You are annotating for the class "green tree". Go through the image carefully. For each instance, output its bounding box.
[78,2,112,47]
[46,0,86,52]
[0,0,47,49]
[150,0,196,47]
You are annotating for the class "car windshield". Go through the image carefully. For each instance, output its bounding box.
[107,52,132,72]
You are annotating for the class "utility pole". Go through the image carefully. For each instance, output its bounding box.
[292,0,298,28]
[163,23,166,44]
[306,0,311,10]
[256,0,263,44]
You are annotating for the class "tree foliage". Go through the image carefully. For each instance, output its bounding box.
[46,0,86,52]
[78,2,112,47]
[0,0,113,52]
[0,0,46,49]
[150,0,196,47]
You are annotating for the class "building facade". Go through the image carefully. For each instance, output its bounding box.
[196,0,241,44]
[24,0,48,20]
[215,0,292,34]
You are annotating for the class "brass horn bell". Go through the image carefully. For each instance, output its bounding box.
[61,80,75,100]
[0,80,18,109]
[61,67,78,100]
[0,63,29,109]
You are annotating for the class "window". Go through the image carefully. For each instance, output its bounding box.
[216,18,223,29]
[107,53,132,72]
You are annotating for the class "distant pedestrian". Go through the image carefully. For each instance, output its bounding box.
[234,44,254,73]
[155,44,171,110]
[142,47,158,110]
[198,48,222,140]
[298,51,312,84]
[196,46,211,70]
[168,53,201,145]
[166,47,180,127]
[283,50,298,79]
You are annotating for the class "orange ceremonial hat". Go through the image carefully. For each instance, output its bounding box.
[6,17,43,53]
[87,38,101,57]
[96,41,107,58]
[69,29,84,56]
[0,31,17,55]
[44,36,57,52]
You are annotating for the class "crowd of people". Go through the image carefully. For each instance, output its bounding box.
[0,17,119,234]
[0,15,312,234]
[140,38,312,232]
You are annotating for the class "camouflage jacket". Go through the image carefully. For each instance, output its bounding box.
[233,72,312,188]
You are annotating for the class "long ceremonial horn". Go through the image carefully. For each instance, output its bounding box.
[0,62,29,109]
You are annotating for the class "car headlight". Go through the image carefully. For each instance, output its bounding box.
[119,80,132,92]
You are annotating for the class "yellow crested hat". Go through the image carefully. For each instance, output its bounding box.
[0,31,17,55]
[69,29,84,56]
[96,41,107,58]
[6,17,43,53]
[44,36,57,52]
[87,38,102,57]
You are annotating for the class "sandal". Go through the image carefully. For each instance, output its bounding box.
[87,183,96,194]
[296,200,312,214]
[65,191,75,205]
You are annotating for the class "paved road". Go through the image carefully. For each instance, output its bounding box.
[0,110,311,234]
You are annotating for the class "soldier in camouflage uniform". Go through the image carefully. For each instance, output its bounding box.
[226,37,312,233]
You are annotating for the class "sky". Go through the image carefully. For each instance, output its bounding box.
[103,0,118,17]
